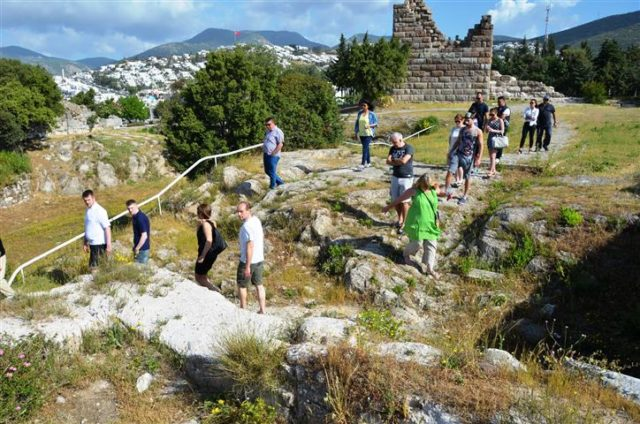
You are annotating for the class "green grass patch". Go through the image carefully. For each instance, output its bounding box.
[203,398,278,424]
[318,243,355,277]
[0,151,31,188]
[357,309,406,340]
[559,207,583,227]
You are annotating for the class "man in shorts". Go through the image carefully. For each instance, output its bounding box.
[82,189,111,269]
[444,113,484,205]
[386,132,414,235]
[236,201,266,313]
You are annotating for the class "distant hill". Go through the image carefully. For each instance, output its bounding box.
[493,35,521,44]
[133,28,328,59]
[532,10,640,50]
[0,45,89,75]
[77,57,118,69]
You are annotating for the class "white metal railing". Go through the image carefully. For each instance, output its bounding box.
[7,143,263,287]
[343,125,434,147]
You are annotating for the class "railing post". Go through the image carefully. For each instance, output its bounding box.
[157,196,162,215]
[214,157,218,167]
[20,269,25,284]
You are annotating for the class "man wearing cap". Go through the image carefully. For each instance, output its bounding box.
[535,95,558,151]
[444,112,484,205]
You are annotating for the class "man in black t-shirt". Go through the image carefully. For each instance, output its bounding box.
[386,132,415,235]
[536,95,558,151]
[468,92,489,132]
[126,199,151,264]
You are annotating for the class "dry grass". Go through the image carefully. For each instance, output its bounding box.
[0,293,71,321]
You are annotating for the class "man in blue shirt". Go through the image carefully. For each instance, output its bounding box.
[263,117,285,189]
[126,199,151,264]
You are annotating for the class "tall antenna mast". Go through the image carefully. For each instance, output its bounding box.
[544,3,551,45]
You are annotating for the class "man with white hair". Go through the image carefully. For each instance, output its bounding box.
[386,132,415,234]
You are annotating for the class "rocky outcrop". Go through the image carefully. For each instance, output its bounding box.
[0,175,31,208]
[491,70,564,100]
[53,102,123,135]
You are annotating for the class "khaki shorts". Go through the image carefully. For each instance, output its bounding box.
[236,261,264,288]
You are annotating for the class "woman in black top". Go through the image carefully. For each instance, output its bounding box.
[194,204,220,292]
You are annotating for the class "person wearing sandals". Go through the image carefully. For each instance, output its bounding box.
[382,174,444,279]
[519,99,539,153]
[485,107,504,178]
[195,204,222,292]
[386,132,414,235]
[354,99,378,171]
[444,112,484,205]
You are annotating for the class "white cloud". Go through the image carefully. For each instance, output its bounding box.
[550,0,581,9]
[488,0,537,24]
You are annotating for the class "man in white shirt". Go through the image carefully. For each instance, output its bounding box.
[82,189,111,269]
[236,201,266,313]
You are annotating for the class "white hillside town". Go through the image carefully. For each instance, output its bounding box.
[54,44,338,107]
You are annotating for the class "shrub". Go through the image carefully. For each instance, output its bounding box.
[203,398,277,424]
[412,116,439,134]
[559,207,583,227]
[216,331,285,398]
[581,81,607,104]
[357,309,405,340]
[502,224,537,270]
[0,336,56,422]
[318,243,355,276]
[377,95,395,108]
[0,151,31,188]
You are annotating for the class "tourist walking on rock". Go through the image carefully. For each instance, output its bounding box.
[383,174,444,279]
[126,199,151,264]
[194,204,224,292]
[519,99,539,153]
[236,201,266,313]
[536,95,558,152]
[386,132,415,235]
[444,112,484,205]
[82,189,111,270]
[447,114,465,186]
[486,108,504,178]
[263,117,285,189]
[496,96,511,162]
[354,99,378,171]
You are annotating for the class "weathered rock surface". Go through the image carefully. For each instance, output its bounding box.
[564,358,640,405]
[235,179,265,197]
[0,176,30,208]
[96,162,119,187]
[480,348,526,373]
[377,342,441,367]
[298,317,354,345]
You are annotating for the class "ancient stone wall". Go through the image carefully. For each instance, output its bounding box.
[392,0,493,102]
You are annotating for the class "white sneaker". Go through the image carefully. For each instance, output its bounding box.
[364,163,372,168]
[355,164,365,171]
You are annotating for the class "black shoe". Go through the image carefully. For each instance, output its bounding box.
[397,228,405,235]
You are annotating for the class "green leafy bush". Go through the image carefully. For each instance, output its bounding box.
[204,398,277,424]
[559,207,583,227]
[502,224,537,270]
[318,243,355,276]
[0,336,56,422]
[412,116,439,134]
[357,309,405,340]
[581,81,607,104]
[0,151,31,187]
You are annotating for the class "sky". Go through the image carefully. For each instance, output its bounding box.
[0,0,638,60]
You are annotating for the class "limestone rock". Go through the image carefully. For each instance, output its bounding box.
[97,162,119,187]
[377,342,441,367]
[136,372,154,393]
[344,259,373,293]
[59,175,83,196]
[564,358,640,405]
[310,209,334,240]
[480,348,526,373]
[235,179,264,197]
[525,256,550,274]
[128,154,147,180]
[222,166,248,190]
[286,343,328,365]
[298,317,354,345]
[466,268,504,282]
[477,229,511,263]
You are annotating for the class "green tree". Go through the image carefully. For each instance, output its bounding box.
[87,113,98,134]
[70,88,96,110]
[94,98,121,118]
[118,95,149,121]
[276,72,342,149]
[594,39,626,96]
[557,47,594,96]
[0,59,62,150]
[326,34,410,101]
[163,47,280,171]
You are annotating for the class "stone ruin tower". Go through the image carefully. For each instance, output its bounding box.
[393,0,493,102]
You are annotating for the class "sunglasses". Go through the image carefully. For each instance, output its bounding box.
[455,120,462,123]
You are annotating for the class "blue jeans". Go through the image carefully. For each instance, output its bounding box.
[537,124,552,149]
[263,153,284,189]
[360,136,372,165]
[135,249,150,264]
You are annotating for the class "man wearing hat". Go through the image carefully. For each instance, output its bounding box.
[535,95,558,151]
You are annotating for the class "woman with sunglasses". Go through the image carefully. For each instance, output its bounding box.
[519,99,539,154]
[485,107,504,177]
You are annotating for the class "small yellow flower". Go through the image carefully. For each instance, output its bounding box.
[217,399,225,405]
[212,407,221,414]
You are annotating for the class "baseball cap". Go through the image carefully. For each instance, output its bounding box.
[543,94,550,100]
[465,112,473,119]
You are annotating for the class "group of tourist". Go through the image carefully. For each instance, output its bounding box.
[352,93,559,281]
